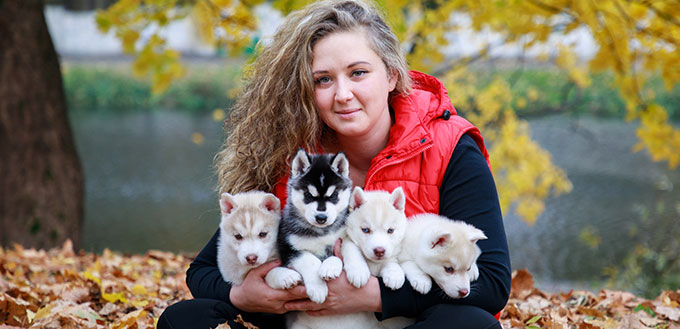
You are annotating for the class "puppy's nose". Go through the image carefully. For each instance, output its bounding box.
[246,254,258,265]
[373,247,385,258]
[315,214,327,224]
[458,289,469,297]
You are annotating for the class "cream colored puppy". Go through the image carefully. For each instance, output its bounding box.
[399,213,487,299]
[342,187,408,290]
[217,191,281,285]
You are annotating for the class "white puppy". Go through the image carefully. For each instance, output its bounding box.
[399,213,487,299]
[342,186,407,290]
[217,191,281,285]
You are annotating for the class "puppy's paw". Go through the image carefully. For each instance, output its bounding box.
[344,261,371,288]
[305,282,328,304]
[265,267,302,289]
[381,266,405,290]
[318,256,343,280]
[407,273,432,294]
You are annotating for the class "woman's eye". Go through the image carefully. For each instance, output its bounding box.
[361,227,371,234]
[387,228,394,234]
[445,266,455,274]
[351,70,367,78]
[259,232,268,238]
[315,76,331,84]
[234,234,243,240]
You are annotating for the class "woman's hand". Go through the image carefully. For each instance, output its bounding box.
[283,239,383,316]
[229,260,308,314]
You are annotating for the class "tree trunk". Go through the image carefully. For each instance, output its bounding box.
[0,0,84,249]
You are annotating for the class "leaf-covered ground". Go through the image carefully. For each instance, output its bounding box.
[1,241,679,329]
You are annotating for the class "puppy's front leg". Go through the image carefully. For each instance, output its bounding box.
[341,240,371,288]
[401,260,432,294]
[318,255,343,281]
[290,252,327,303]
[380,261,405,290]
[265,267,302,289]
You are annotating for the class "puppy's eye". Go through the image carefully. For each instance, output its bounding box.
[444,266,455,274]
[304,192,313,199]
[361,227,371,234]
[467,266,472,272]
[258,232,268,238]
[234,234,243,240]
[387,228,394,234]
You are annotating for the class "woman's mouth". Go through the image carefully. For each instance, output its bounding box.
[335,108,361,119]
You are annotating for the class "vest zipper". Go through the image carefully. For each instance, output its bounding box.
[364,143,433,187]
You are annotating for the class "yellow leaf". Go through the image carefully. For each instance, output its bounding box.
[102,291,128,304]
[132,284,147,296]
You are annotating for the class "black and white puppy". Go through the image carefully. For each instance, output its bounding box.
[265,149,352,304]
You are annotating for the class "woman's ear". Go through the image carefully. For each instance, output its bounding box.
[388,68,398,92]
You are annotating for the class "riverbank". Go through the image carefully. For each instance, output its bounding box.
[1,241,678,328]
[61,60,680,121]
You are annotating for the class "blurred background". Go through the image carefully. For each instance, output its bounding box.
[2,0,678,300]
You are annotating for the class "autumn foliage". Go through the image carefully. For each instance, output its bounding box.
[1,242,679,328]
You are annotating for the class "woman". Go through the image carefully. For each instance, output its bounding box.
[158,0,511,328]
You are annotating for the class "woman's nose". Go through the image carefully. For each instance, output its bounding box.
[334,78,354,103]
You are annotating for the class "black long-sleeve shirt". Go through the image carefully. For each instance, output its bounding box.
[185,134,511,318]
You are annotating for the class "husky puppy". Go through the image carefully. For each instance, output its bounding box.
[399,213,487,299]
[342,187,408,290]
[216,191,281,285]
[265,149,352,305]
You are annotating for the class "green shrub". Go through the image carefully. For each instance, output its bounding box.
[62,62,242,114]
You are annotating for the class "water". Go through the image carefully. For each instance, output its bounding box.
[72,111,224,254]
[70,111,680,291]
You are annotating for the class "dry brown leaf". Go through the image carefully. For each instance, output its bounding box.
[656,305,680,321]
[577,305,607,318]
[214,322,231,329]
[510,269,535,299]
[2,243,679,329]
[235,314,260,329]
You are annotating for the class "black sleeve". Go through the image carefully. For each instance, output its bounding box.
[378,134,512,319]
[185,229,234,303]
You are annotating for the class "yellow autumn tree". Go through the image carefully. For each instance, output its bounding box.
[96,0,679,224]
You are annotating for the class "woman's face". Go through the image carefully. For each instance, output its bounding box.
[311,29,397,141]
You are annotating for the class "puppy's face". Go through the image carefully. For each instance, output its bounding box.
[346,187,407,262]
[289,150,351,228]
[416,223,486,299]
[220,192,281,267]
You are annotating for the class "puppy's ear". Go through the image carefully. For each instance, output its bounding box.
[350,186,366,210]
[220,193,237,215]
[291,148,310,177]
[261,193,281,213]
[431,232,451,249]
[389,187,406,211]
[466,226,487,244]
[331,152,350,178]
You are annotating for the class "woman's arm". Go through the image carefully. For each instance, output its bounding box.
[185,229,233,301]
[378,134,512,319]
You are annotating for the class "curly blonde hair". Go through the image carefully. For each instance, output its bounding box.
[215,0,412,194]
